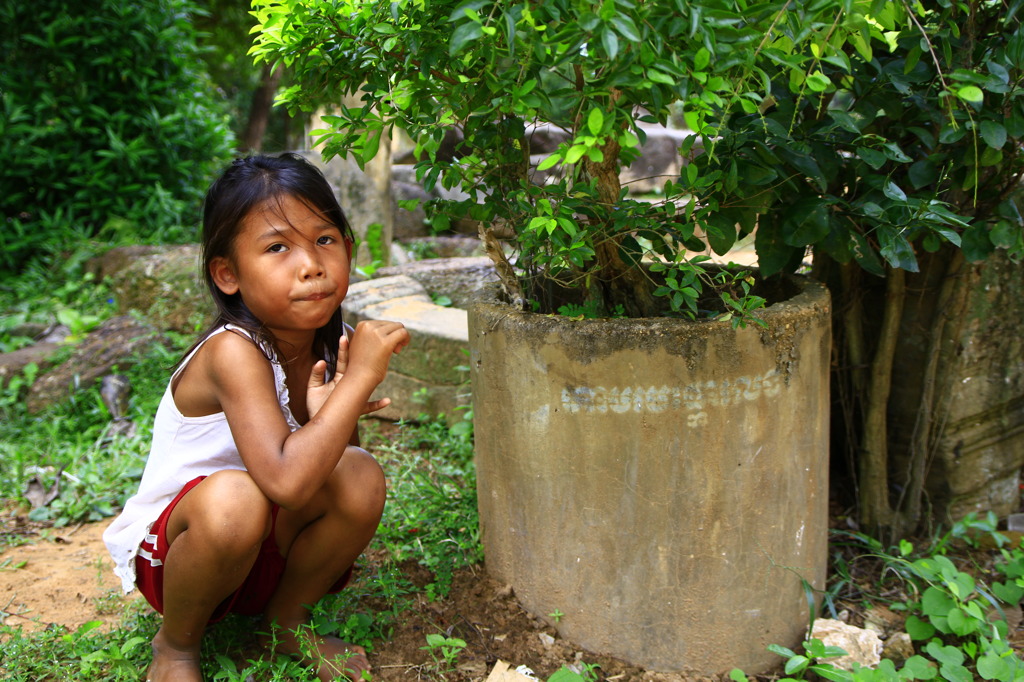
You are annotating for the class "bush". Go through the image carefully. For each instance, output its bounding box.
[0,0,234,272]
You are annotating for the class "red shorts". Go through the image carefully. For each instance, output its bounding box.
[135,476,351,623]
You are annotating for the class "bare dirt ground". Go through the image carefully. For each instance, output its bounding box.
[0,515,706,681]
[1,518,132,633]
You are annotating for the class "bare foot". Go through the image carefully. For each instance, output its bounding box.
[311,636,370,682]
[261,623,370,681]
[147,628,204,682]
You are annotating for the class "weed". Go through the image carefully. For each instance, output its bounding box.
[556,300,626,319]
[404,238,440,261]
[91,589,128,616]
[549,608,565,623]
[548,662,601,682]
[420,632,467,676]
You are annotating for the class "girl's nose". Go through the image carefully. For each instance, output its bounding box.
[299,248,324,278]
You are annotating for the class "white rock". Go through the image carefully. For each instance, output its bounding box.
[811,618,883,671]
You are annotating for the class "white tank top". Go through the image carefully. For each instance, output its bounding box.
[102,325,300,594]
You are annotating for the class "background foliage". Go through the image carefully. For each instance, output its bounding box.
[0,0,234,273]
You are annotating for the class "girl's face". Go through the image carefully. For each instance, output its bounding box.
[210,194,351,343]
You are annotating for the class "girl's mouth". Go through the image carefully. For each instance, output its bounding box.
[300,291,331,301]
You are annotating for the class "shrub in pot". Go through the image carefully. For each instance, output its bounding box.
[249,0,1022,671]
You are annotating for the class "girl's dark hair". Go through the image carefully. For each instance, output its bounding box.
[187,153,354,373]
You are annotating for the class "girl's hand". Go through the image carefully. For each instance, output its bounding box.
[306,324,408,418]
[345,319,410,385]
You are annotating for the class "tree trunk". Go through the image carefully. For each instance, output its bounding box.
[585,133,658,318]
[822,245,1024,535]
[238,63,283,153]
[857,266,904,534]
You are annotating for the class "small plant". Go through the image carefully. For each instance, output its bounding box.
[0,362,38,410]
[353,222,387,278]
[547,662,601,682]
[548,608,564,623]
[431,293,454,307]
[737,639,937,681]
[556,301,626,320]
[420,632,467,676]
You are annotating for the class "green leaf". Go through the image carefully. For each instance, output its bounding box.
[565,145,587,164]
[956,85,984,104]
[830,110,864,134]
[784,655,810,675]
[755,214,804,277]
[704,213,737,255]
[778,147,828,191]
[961,222,994,262]
[805,72,832,92]
[977,652,1012,680]
[939,663,973,682]
[610,14,641,42]
[537,153,561,171]
[601,27,619,59]
[857,147,887,169]
[904,615,935,640]
[925,641,964,666]
[908,160,939,189]
[946,607,979,636]
[883,182,907,202]
[979,120,1007,149]
[647,69,677,86]
[901,655,938,679]
[694,47,710,71]
[548,668,587,682]
[850,230,885,277]
[878,227,918,272]
[766,643,798,659]
[991,220,1022,249]
[808,664,852,682]
[587,108,604,136]
[782,198,831,247]
[921,585,956,618]
[449,21,483,55]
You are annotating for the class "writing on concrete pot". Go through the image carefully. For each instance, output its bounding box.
[561,369,781,427]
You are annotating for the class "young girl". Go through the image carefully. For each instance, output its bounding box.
[103,153,409,682]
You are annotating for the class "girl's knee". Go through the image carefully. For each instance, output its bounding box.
[332,447,386,523]
[184,470,273,546]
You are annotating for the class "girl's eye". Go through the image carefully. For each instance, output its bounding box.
[317,235,336,246]
[267,243,288,253]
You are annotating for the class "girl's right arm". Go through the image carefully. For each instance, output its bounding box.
[193,321,408,509]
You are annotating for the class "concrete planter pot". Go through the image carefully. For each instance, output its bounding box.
[468,275,832,675]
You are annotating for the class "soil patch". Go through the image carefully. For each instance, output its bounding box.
[0,517,138,633]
